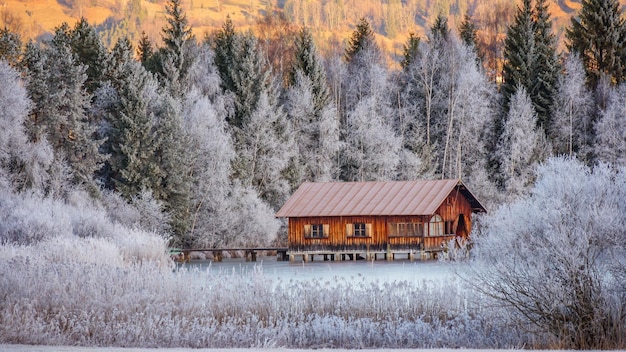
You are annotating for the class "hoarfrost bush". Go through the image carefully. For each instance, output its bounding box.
[465,156,626,349]
[0,191,72,245]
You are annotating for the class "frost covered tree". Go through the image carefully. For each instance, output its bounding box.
[550,54,594,160]
[400,32,420,70]
[344,17,380,64]
[285,70,340,183]
[501,0,560,132]
[341,97,400,181]
[158,0,196,96]
[22,29,104,192]
[212,15,238,93]
[67,18,107,94]
[232,91,294,209]
[153,94,192,243]
[497,86,550,198]
[0,61,53,191]
[289,26,330,116]
[95,38,163,200]
[466,157,626,349]
[594,84,626,166]
[531,0,560,130]
[566,0,626,86]
[0,28,22,66]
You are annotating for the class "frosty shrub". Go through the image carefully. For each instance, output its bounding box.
[465,156,626,349]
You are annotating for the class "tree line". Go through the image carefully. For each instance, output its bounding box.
[1,0,626,248]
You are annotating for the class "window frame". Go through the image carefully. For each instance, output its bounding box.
[388,222,424,237]
[304,223,329,239]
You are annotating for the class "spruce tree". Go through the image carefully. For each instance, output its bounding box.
[23,32,104,191]
[429,13,450,45]
[0,27,22,66]
[459,12,478,49]
[566,0,626,86]
[212,15,238,93]
[501,0,536,113]
[137,31,153,65]
[289,26,330,116]
[68,18,107,94]
[98,37,162,200]
[532,0,560,131]
[229,32,273,129]
[344,17,378,63]
[162,0,194,73]
[159,0,195,96]
[400,33,420,70]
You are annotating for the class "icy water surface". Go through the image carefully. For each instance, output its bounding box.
[178,256,457,284]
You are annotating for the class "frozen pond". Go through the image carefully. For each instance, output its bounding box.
[177,256,458,285]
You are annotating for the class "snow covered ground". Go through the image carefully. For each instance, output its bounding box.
[0,346,582,352]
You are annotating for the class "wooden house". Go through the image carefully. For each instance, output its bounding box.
[276,179,486,262]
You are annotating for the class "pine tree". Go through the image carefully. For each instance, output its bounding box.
[459,12,478,49]
[0,27,22,66]
[501,0,536,113]
[68,18,107,94]
[289,26,330,115]
[153,95,192,242]
[23,33,104,191]
[400,32,420,70]
[159,0,195,96]
[229,32,273,129]
[344,17,379,63]
[532,0,560,131]
[137,31,153,65]
[429,13,450,45]
[98,37,162,200]
[566,0,626,86]
[212,15,238,93]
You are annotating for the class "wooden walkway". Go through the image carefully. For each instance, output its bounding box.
[170,247,289,262]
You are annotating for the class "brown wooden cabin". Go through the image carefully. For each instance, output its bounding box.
[276,179,486,262]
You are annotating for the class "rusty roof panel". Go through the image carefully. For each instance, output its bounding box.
[275,179,485,218]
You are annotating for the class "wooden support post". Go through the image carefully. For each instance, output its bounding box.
[250,251,257,262]
[215,250,223,262]
[409,251,415,261]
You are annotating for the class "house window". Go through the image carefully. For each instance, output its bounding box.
[428,215,444,237]
[311,224,324,238]
[346,223,372,237]
[304,224,329,238]
[354,223,366,237]
[389,223,424,237]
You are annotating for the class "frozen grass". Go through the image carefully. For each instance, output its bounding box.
[0,254,530,349]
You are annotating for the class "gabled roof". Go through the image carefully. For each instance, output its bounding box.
[276,179,487,218]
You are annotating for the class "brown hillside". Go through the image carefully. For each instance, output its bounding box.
[1,0,625,61]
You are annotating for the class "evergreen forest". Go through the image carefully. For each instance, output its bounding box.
[2,0,626,247]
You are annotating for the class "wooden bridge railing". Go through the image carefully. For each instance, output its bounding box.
[170,247,289,263]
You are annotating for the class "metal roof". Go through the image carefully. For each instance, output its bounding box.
[276,179,487,218]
